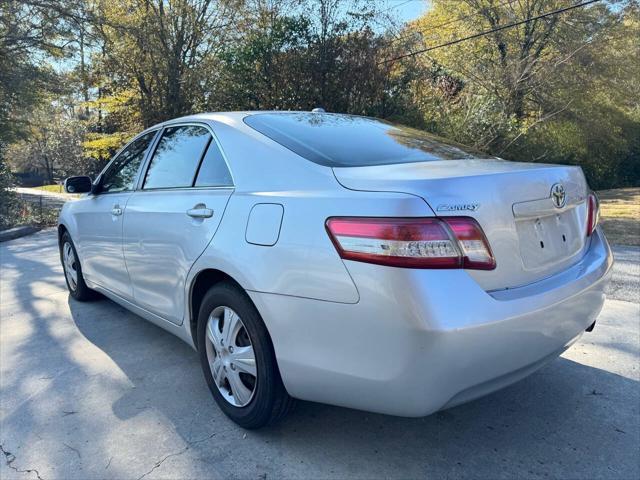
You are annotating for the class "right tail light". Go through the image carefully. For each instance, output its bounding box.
[586,192,600,237]
[325,216,496,270]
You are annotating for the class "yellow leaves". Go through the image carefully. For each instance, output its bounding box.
[82,89,138,114]
[95,0,140,29]
[81,89,143,138]
[410,0,478,65]
[83,132,129,160]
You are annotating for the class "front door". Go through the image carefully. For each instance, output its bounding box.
[123,124,234,324]
[74,130,157,299]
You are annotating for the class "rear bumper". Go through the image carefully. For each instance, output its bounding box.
[249,228,613,417]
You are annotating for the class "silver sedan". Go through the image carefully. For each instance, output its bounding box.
[58,111,613,428]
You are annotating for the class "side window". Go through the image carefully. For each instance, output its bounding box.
[143,125,211,189]
[101,131,156,193]
[194,140,233,187]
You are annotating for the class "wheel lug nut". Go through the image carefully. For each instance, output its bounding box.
[230,364,236,371]
[229,346,234,353]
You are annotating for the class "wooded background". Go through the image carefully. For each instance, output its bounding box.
[1,0,638,191]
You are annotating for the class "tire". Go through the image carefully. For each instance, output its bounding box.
[197,281,294,429]
[60,231,96,301]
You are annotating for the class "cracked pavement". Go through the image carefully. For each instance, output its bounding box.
[1,229,638,479]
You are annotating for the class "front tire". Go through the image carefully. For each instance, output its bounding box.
[60,231,95,301]
[197,282,294,429]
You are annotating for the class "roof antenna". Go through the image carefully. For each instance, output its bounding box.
[311,107,325,113]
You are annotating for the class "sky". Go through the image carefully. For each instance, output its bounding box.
[388,0,430,23]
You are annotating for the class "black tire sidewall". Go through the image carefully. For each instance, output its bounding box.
[60,232,91,301]
[197,282,281,429]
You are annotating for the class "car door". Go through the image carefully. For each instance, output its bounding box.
[74,130,158,299]
[123,123,234,325]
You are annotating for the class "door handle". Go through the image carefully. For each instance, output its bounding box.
[111,205,123,216]
[187,205,214,218]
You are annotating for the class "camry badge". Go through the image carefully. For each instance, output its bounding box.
[551,183,566,208]
[436,203,479,212]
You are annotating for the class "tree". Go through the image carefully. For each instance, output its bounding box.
[1,0,637,193]
[5,102,91,183]
[394,0,639,188]
[0,0,78,145]
[93,0,240,127]
[212,0,395,115]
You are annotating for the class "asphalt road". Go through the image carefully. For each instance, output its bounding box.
[1,229,638,480]
[606,245,640,303]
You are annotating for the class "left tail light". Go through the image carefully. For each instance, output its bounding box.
[325,217,496,270]
[586,192,600,236]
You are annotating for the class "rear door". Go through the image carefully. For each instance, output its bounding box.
[123,123,234,324]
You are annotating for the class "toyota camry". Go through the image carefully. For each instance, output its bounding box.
[58,111,613,428]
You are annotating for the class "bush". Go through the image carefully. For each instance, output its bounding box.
[0,152,19,230]
[0,153,59,230]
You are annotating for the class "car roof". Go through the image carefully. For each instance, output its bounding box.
[148,111,348,129]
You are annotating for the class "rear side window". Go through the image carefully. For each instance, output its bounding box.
[195,140,233,187]
[244,113,492,167]
[143,126,210,189]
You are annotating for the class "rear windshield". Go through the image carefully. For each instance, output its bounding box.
[244,112,492,167]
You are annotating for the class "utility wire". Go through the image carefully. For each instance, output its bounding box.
[380,0,602,64]
[389,0,518,46]
[379,0,421,15]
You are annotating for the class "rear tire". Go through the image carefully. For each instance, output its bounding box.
[197,282,294,429]
[60,231,96,301]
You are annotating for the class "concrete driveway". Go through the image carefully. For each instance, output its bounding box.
[1,229,638,479]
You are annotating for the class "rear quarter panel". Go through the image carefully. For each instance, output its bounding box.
[189,188,431,304]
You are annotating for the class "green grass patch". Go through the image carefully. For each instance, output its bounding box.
[36,184,64,193]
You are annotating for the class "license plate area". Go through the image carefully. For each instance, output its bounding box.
[515,208,584,270]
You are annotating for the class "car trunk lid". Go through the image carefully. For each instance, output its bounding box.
[333,159,590,290]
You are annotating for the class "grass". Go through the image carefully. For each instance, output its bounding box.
[36,184,65,193]
[34,184,79,198]
[597,188,639,246]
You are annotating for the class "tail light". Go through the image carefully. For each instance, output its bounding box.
[325,217,496,270]
[586,192,600,236]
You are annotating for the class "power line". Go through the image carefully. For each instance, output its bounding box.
[379,0,422,15]
[383,0,601,62]
[380,0,603,64]
[389,0,518,46]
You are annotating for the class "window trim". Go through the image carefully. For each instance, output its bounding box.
[93,129,161,196]
[136,121,235,192]
[190,136,214,188]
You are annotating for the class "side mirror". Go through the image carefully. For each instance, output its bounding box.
[64,176,93,194]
